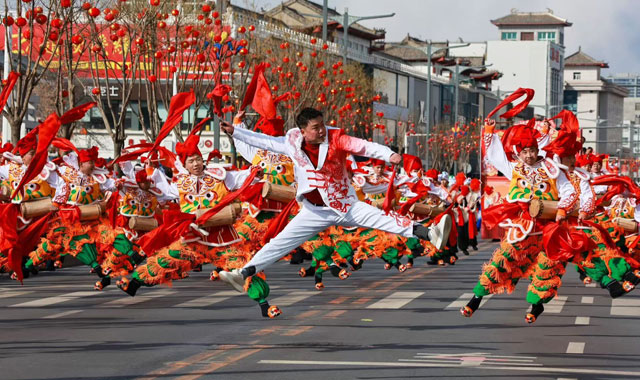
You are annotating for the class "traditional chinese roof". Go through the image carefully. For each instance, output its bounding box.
[265,0,386,40]
[565,47,609,68]
[491,10,572,27]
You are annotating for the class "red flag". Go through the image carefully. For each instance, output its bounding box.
[60,102,96,125]
[51,137,80,154]
[487,87,534,120]
[151,90,196,151]
[0,72,19,115]
[10,212,52,282]
[240,63,268,111]
[12,113,62,199]
[382,168,397,214]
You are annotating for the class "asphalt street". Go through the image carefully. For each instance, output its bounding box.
[1,240,640,380]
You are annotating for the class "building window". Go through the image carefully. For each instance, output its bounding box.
[537,31,556,41]
[573,72,581,80]
[521,32,534,41]
[501,32,517,40]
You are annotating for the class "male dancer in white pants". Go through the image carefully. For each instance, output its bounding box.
[218,108,452,292]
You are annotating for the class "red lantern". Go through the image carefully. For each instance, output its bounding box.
[148,75,157,83]
[92,87,101,95]
[61,0,71,7]
[249,25,255,31]
[3,16,14,26]
[88,7,100,17]
[81,2,91,10]
[15,17,26,27]
[71,35,83,45]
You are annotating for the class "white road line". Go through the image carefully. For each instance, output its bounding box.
[258,359,640,377]
[581,296,594,304]
[610,297,640,316]
[566,342,585,354]
[270,291,317,307]
[9,291,99,307]
[0,290,34,299]
[445,293,492,309]
[173,291,240,308]
[367,291,424,309]
[42,310,82,319]
[404,359,543,367]
[574,316,590,325]
[100,289,174,307]
[558,378,578,380]
[545,296,568,313]
[585,283,596,288]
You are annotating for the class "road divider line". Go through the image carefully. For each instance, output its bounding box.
[581,296,594,304]
[545,296,568,314]
[100,289,174,307]
[566,342,585,354]
[367,291,424,309]
[610,297,640,316]
[258,359,640,377]
[574,316,590,325]
[173,296,230,308]
[270,291,317,307]
[42,310,82,319]
[445,293,493,310]
[10,291,100,308]
[0,290,34,299]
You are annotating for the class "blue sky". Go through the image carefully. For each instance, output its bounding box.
[233,0,639,75]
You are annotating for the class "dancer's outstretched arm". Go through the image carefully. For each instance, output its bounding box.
[221,121,287,155]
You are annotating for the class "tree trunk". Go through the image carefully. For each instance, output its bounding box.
[10,120,22,144]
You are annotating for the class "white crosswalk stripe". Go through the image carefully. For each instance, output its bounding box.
[545,296,568,313]
[610,297,640,316]
[367,291,424,309]
[445,293,493,309]
[100,289,175,307]
[173,291,241,308]
[0,290,34,299]
[270,291,317,307]
[10,291,100,308]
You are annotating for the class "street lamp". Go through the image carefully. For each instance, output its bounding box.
[302,8,395,62]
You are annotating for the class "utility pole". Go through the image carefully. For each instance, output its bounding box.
[322,0,328,42]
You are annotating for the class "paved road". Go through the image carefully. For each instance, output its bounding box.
[1,240,640,380]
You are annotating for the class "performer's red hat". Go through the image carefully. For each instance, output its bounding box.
[460,185,470,197]
[176,133,202,164]
[369,158,385,167]
[135,169,149,183]
[15,128,37,156]
[500,119,540,161]
[402,154,422,173]
[591,154,607,164]
[470,178,481,192]
[0,142,13,154]
[484,185,494,195]
[425,169,438,180]
[78,146,99,163]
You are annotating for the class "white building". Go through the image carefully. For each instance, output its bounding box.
[486,9,571,117]
[563,48,628,155]
[605,73,640,125]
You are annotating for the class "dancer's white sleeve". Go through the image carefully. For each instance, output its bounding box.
[485,133,515,180]
[224,168,255,190]
[150,168,178,201]
[232,122,259,162]
[337,134,394,162]
[232,126,287,155]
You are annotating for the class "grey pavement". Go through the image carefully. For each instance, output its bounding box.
[1,240,639,380]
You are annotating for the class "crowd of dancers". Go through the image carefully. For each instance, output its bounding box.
[1,80,638,324]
